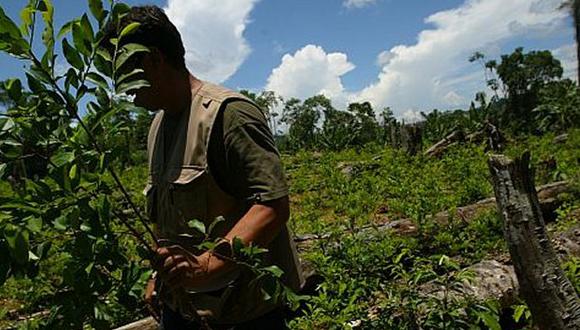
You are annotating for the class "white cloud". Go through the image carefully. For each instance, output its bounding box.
[553,43,578,82]
[265,45,355,106]
[402,109,422,123]
[266,0,569,118]
[376,50,395,67]
[354,0,568,116]
[164,0,258,83]
[443,91,465,106]
[344,0,378,9]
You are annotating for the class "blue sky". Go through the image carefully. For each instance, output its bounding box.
[0,0,576,119]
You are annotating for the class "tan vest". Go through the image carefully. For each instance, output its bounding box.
[143,81,303,324]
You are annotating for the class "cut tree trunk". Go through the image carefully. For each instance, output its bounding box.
[401,124,423,156]
[488,152,580,329]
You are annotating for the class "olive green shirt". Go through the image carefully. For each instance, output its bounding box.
[163,99,288,204]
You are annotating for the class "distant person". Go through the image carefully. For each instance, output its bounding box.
[103,6,303,329]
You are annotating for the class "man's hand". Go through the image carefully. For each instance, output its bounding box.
[154,245,212,292]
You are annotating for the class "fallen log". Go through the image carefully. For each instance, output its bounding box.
[489,153,580,329]
[294,181,571,244]
[425,122,505,158]
[418,224,580,308]
[114,317,157,330]
[424,130,464,158]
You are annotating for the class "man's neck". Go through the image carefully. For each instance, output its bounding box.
[163,71,201,118]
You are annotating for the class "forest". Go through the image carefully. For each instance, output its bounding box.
[0,0,579,329]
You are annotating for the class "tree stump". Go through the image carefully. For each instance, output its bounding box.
[488,152,580,330]
[401,123,423,156]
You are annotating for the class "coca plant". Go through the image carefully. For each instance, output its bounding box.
[0,1,294,328]
[0,0,160,327]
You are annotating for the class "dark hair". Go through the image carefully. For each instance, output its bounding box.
[103,5,186,70]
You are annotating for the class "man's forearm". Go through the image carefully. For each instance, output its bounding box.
[203,196,290,275]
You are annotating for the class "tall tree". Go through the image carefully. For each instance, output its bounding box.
[487,48,563,132]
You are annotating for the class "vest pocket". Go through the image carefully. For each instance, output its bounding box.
[170,168,208,230]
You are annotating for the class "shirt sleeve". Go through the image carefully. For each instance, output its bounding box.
[208,99,289,203]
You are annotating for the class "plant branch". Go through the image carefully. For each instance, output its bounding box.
[28,54,158,248]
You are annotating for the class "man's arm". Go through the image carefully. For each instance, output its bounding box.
[157,196,289,290]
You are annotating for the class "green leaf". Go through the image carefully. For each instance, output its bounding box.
[115,79,149,95]
[478,312,501,330]
[96,48,112,62]
[263,265,284,278]
[94,50,112,77]
[57,20,74,39]
[116,68,144,85]
[80,14,94,43]
[119,22,140,39]
[0,118,14,132]
[26,216,43,233]
[99,153,108,172]
[187,219,206,235]
[89,0,105,24]
[208,216,225,236]
[28,250,39,261]
[26,72,44,93]
[112,2,130,21]
[39,0,55,50]
[36,241,51,259]
[29,65,52,84]
[85,261,94,274]
[513,305,527,322]
[72,20,90,56]
[232,237,245,255]
[4,226,29,264]
[0,163,6,178]
[0,6,30,57]
[53,214,69,230]
[114,43,149,72]
[5,78,22,101]
[62,38,84,70]
[86,72,109,90]
[97,195,110,223]
[69,164,78,180]
[80,221,91,232]
[50,151,74,167]
[19,4,34,37]
[64,68,79,90]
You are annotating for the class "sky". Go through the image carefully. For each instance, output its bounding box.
[0,0,576,121]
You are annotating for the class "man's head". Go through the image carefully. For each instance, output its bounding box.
[103,5,188,110]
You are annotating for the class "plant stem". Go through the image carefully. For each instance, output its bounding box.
[29,54,159,248]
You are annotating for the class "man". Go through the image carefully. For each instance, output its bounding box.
[103,5,303,329]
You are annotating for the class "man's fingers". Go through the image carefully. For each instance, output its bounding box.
[161,254,187,271]
[158,245,193,257]
[165,261,192,287]
[154,245,197,271]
